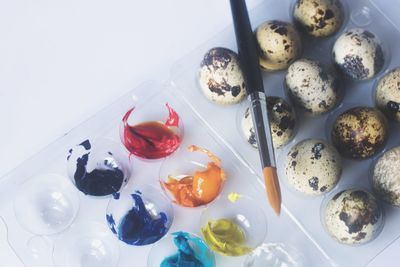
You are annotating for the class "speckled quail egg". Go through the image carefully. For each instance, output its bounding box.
[241,96,297,149]
[333,28,385,80]
[375,67,400,123]
[293,0,345,38]
[372,146,400,206]
[331,107,388,159]
[285,139,341,196]
[285,59,342,115]
[198,47,246,105]
[255,20,302,71]
[324,189,384,245]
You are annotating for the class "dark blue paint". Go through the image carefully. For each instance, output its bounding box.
[80,139,91,150]
[73,152,124,196]
[71,140,124,196]
[67,148,73,160]
[106,214,117,234]
[117,193,168,246]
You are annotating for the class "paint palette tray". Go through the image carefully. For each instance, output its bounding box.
[0,81,328,266]
[1,0,400,266]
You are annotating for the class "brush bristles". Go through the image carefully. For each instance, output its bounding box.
[263,167,282,215]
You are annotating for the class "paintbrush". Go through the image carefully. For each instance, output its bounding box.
[229,0,282,215]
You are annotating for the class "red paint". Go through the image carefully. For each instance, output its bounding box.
[121,104,182,159]
[165,103,179,127]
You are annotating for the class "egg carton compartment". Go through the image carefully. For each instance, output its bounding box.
[170,0,400,266]
[0,81,331,266]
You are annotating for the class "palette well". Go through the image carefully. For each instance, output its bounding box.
[1,0,400,266]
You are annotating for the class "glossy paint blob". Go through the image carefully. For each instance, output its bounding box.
[161,145,225,207]
[121,104,182,159]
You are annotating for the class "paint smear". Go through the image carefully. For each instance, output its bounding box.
[107,192,168,246]
[201,218,252,256]
[162,145,225,207]
[121,104,181,159]
[228,192,242,203]
[160,231,214,267]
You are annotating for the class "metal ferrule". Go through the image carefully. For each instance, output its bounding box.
[248,91,276,168]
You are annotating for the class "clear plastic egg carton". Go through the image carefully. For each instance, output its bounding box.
[170,0,400,266]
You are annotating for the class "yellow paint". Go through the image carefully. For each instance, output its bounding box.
[228,192,242,203]
[201,218,252,256]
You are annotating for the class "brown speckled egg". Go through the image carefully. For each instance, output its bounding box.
[333,28,385,81]
[293,0,344,38]
[375,67,400,123]
[372,146,400,206]
[241,97,297,149]
[331,107,388,159]
[324,189,384,245]
[285,139,341,196]
[198,47,246,105]
[255,20,302,71]
[285,59,342,115]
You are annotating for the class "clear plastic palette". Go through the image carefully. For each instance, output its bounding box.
[1,0,400,266]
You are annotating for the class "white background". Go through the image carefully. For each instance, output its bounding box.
[0,0,398,266]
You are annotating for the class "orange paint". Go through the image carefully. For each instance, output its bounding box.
[162,145,225,207]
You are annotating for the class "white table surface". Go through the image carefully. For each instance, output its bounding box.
[0,0,398,266]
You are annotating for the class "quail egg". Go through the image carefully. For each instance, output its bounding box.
[293,0,345,38]
[372,146,400,206]
[255,20,302,71]
[324,189,384,245]
[331,107,388,159]
[198,47,246,105]
[285,139,342,196]
[285,59,342,115]
[241,96,297,149]
[375,67,400,123]
[333,28,385,80]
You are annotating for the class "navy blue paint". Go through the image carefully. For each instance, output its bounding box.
[67,148,73,160]
[80,139,91,150]
[71,140,124,196]
[106,214,117,234]
[117,193,168,246]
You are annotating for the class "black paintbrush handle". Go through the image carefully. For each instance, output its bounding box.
[230,0,264,94]
[249,92,276,168]
[229,0,281,215]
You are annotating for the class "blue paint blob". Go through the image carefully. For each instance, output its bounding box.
[161,232,215,267]
[117,193,168,246]
[67,149,73,160]
[106,214,117,234]
[70,140,124,196]
[80,139,92,150]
